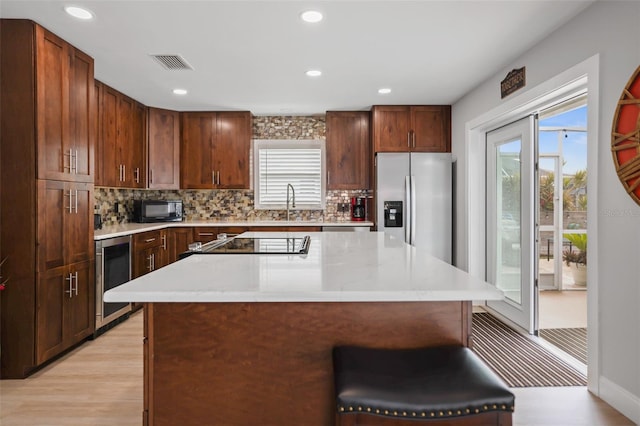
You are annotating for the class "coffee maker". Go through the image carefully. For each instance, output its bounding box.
[351,197,366,221]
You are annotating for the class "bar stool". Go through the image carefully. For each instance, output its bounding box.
[333,345,514,425]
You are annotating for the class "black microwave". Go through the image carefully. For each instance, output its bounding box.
[133,200,183,223]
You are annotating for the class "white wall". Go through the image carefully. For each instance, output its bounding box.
[452,0,640,422]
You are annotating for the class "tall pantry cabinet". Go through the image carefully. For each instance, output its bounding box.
[0,20,96,378]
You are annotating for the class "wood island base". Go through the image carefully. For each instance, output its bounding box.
[143,301,472,426]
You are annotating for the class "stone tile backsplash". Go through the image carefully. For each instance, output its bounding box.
[95,188,371,225]
[95,115,371,225]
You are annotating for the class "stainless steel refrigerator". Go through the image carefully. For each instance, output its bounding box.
[376,153,453,264]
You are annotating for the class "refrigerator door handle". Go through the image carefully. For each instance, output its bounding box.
[405,176,411,244]
[411,175,417,245]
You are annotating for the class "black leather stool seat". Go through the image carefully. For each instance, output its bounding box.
[333,345,514,421]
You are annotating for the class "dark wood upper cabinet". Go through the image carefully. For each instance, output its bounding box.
[181,111,251,189]
[36,26,95,182]
[410,106,451,152]
[326,111,371,190]
[148,108,180,189]
[372,105,451,153]
[95,81,146,188]
[214,112,251,189]
[180,112,216,189]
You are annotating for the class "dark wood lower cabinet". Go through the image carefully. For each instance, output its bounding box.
[133,230,169,279]
[192,226,249,243]
[250,226,322,232]
[36,260,94,364]
[167,228,194,263]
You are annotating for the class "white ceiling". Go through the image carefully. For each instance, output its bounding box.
[1,0,594,115]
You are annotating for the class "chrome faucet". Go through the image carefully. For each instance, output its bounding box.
[286,183,296,221]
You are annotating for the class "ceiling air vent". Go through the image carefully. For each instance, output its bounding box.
[150,54,193,70]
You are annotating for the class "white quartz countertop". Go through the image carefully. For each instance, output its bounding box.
[104,232,503,303]
[94,220,373,240]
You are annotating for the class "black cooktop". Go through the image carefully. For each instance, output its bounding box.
[181,236,311,258]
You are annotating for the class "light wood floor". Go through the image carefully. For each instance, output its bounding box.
[0,311,634,426]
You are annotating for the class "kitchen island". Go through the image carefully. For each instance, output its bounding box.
[105,232,503,426]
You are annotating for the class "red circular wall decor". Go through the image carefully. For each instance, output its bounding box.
[611,65,640,206]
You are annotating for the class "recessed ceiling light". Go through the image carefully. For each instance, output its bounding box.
[301,10,323,23]
[378,88,392,94]
[306,70,322,77]
[173,89,188,95]
[64,6,94,20]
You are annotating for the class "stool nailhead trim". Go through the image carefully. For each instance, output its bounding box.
[336,403,514,419]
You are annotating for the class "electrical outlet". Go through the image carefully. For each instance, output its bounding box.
[338,203,350,214]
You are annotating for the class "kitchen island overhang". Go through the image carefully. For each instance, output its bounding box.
[104,231,503,304]
[105,232,503,426]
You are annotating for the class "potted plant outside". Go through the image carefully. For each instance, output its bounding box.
[562,233,587,286]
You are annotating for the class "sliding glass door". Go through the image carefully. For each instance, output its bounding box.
[486,116,536,333]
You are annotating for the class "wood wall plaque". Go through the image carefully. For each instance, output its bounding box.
[501,67,526,98]
[611,65,640,206]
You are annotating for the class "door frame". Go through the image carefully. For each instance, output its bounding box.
[463,55,599,393]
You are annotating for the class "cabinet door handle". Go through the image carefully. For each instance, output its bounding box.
[407,132,411,148]
[412,131,416,148]
[147,254,153,271]
[212,170,215,185]
[134,167,140,184]
[65,273,74,298]
[151,253,155,271]
[73,271,79,296]
[150,169,153,184]
[327,171,330,185]
[65,190,73,213]
[217,171,220,185]
[74,189,78,214]
[64,149,73,172]
[75,150,78,174]
[119,164,124,182]
[122,165,126,182]
[145,238,156,243]
[161,234,167,250]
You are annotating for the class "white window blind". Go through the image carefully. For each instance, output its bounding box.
[254,140,325,210]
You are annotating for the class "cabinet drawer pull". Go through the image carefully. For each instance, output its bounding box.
[198,232,214,237]
[145,238,156,243]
